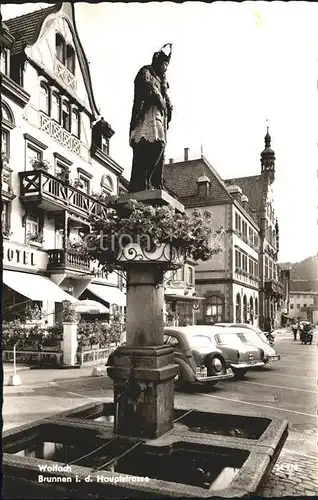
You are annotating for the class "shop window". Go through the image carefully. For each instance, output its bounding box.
[51,92,60,122]
[56,33,65,64]
[205,296,223,324]
[101,136,109,155]
[66,44,75,74]
[39,82,49,114]
[72,109,80,138]
[1,48,9,75]
[62,101,71,131]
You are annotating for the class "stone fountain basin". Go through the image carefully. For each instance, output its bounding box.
[44,402,288,452]
[3,406,288,499]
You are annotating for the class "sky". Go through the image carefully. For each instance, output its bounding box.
[2,1,318,264]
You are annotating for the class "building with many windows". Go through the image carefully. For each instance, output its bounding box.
[1,3,126,325]
[164,132,283,330]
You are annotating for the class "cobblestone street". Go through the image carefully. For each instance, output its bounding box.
[262,452,318,497]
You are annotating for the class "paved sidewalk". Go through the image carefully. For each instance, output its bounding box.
[3,363,107,392]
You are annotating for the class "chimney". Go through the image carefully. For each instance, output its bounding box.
[184,147,189,161]
[227,185,242,204]
[169,158,174,164]
[197,175,211,196]
[241,194,249,211]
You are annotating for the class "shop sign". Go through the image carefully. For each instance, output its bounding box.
[3,241,48,271]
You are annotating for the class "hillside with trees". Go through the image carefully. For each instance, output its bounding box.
[280,255,318,292]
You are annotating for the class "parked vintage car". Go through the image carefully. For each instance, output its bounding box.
[215,323,280,363]
[163,327,234,388]
[107,326,234,388]
[204,326,266,378]
[215,323,271,345]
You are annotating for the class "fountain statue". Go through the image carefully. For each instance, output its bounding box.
[129,43,173,192]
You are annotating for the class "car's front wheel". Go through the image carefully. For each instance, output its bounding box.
[205,354,226,377]
[232,368,248,379]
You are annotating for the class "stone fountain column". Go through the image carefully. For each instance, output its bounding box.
[107,190,184,439]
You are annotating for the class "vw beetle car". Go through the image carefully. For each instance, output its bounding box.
[204,326,266,378]
[107,326,234,389]
[215,323,280,363]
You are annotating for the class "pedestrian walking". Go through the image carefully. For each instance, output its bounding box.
[292,323,298,341]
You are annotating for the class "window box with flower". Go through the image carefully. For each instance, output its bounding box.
[30,158,50,172]
[27,232,44,247]
[71,177,84,189]
[56,167,70,184]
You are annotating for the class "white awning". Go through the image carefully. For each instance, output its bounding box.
[87,284,126,307]
[3,270,78,303]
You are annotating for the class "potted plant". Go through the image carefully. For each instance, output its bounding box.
[30,158,50,172]
[62,302,79,323]
[56,168,70,184]
[73,177,84,189]
[27,232,44,246]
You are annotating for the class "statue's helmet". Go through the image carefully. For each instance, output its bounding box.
[152,43,172,66]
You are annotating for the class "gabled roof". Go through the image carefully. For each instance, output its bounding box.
[4,3,101,119]
[5,4,62,56]
[164,156,233,206]
[224,175,263,212]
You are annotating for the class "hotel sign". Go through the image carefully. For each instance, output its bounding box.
[3,241,48,271]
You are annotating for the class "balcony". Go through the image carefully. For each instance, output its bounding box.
[54,59,77,91]
[46,248,91,274]
[19,170,109,219]
[264,279,284,298]
[39,112,80,155]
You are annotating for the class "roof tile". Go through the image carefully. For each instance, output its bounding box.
[5,4,61,56]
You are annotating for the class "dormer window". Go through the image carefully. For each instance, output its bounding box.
[101,136,109,155]
[66,45,75,74]
[39,82,49,114]
[56,33,65,64]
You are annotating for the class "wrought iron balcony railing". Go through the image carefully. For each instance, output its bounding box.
[46,248,91,273]
[39,112,80,155]
[19,170,109,219]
